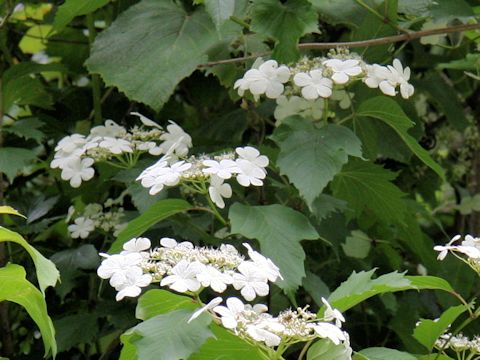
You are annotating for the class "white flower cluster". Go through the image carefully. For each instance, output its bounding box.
[97,237,281,301]
[51,113,192,187]
[234,54,414,103]
[189,296,351,357]
[435,332,480,354]
[66,199,127,239]
[434,234,480,272]
[137,146,269,208]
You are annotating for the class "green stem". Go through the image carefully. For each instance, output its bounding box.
[298,340,313,360]
[86,14,103,125]
[229,16,250,30]
[322,98,329,124]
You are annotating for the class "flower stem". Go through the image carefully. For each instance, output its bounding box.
[298,340,313,360]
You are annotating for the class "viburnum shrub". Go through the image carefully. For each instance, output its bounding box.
[2,0,480,359]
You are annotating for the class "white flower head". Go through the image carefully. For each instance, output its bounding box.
[213,297,245,329]
[434,234,462,260]
[233,262,269,301]
[90,120,127,138]
[196,265,233,293]
[121,237,151,255]
[321,297,345,327]
[208,175,232,209]
[323,59,362,84]
[60,157,95,187]
[294,70,333,100]
[97,252,143,280]
[310,322,347,345]
[234,59,291,99]
[99,137,133,154]
[235,146,269,169]
[159,121,192,157]
[243,243,282,282]
[246,324,282,347]
[388,59,414,99]
[202,159,239,180]
[114,266,152,301]
[235,160,266,187]
[160,260,205,293]
[68,217,95,239]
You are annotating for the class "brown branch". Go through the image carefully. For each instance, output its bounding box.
[198,23,480,68]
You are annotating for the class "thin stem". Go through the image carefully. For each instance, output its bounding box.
[197,23,480,68]
[322,98,329,124]
[86,14,103,125]
[298,340,313,360]
[229,15,250,30]
[355,0,408,34]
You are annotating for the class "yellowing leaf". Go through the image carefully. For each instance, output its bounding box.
[0,206,26,219]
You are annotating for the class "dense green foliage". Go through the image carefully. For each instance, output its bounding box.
[1,0,480,359]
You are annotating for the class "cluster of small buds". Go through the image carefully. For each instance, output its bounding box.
[234,53,414,106]
[137,146,269,209]
[50,113,192,187]
[434,234,480,273]
[97,237,282,301]
[66,200,127,239]
[435,332,480,354]
[189,296,351,355]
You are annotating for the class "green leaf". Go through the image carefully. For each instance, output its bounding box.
[204,0,235,30]
[50,244,100,271]
[3,118,45,143]
[307,0,372,27]
[272,116,362,208]
[331,159,407,225]
[413,304,468,351]
[428,0,474,22]
[54,313,99,352]
[358,347,417,360]
[0,205,26,218]
[327,270,455,313]
[342,230,372,259]
[53,0,110,32]
[109,199,193,253]
[250,0,318,62]
[303,271,330,307]
[0,147,37,183]
[310,194,348,220]
[229,203,319,292]
[0,226,59,294]
[86,0,219,111]
[122,310,213,360]
[0,264,56,358]
[190,323,264,360]
[307,339,352,360]
[357,96,445,179]
[136,290,197,321]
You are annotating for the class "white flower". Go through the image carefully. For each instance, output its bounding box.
[388,59,414,99]
[121,237,151,255]
[323,59,362,84]
[364,64,391,90]
[434,234,461,260]
[60,157,95,187]
[234,59,290,99]
[90,120,126,138]
[246,324,282,347]
[68,217,95,239]
[51,154,81,170]
[130,112,162,129]
[243,243,282,282]
[99,137,133,154]
[213,297,245,329]
[196,265,233,293]
[160,237,178,248]
[293,70,333,100]
[208,176,232,209]
[137,160,191,195]
[97,253,143,280]
[188,297,223,323]
[233,262,269,301]
[321,298,345,327]
[54,134,87,154]
[114,266,152,301]
[159,121,192,157]
[236,159,266,187]
[160,260,205,293]
[311,322,347,345]
[202,159,239,179]
[235,147,269,169]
